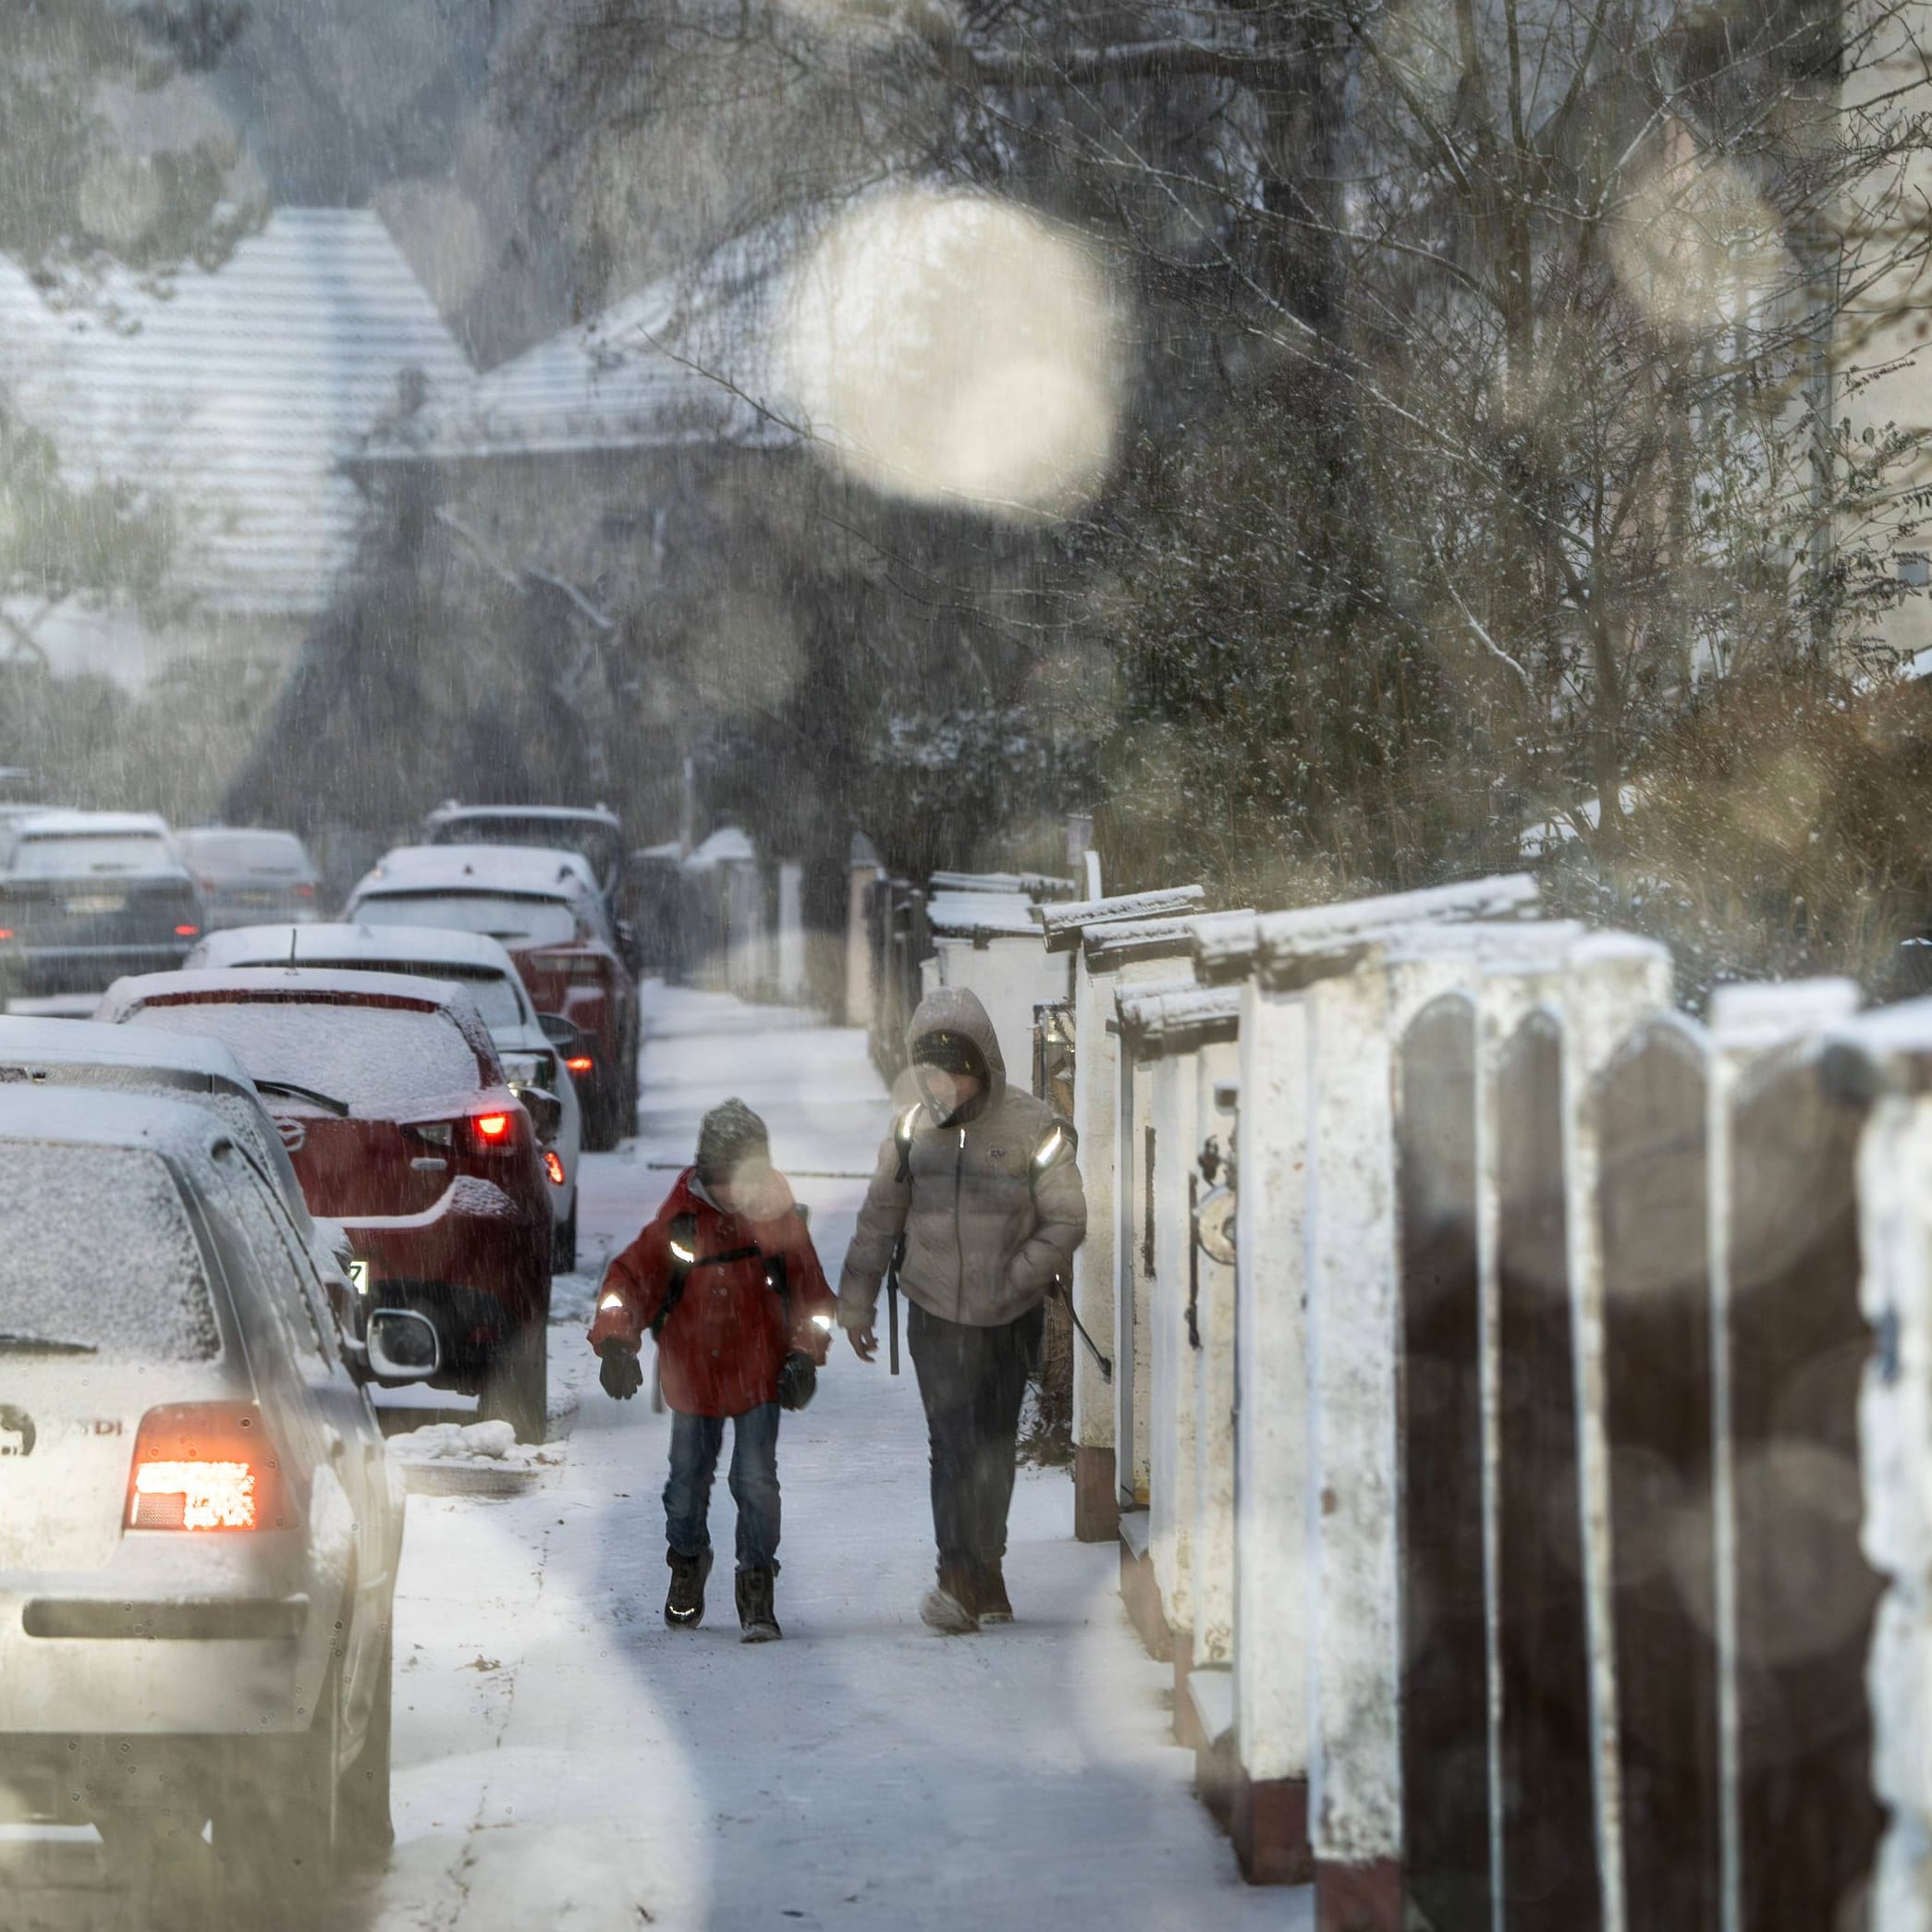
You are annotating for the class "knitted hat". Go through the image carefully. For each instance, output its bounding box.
[694,1098,771,1184]
[911,1029,987,1080]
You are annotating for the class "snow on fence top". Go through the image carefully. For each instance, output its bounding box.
[924,889,1044,939]
[1251,874,1540,989]
[1084,911,1251,970]
[927,869,1076,899]
[1039,885,1207,951]
[1708,978,1862,1051]
[1114,984,1242,1054]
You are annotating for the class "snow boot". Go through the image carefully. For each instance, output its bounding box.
[920,1559,980,1635]
[735,1564,782,1644]
[975,1559,1014,1626]
[666,1547,714,1630]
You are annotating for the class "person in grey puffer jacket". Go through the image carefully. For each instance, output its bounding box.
[839,987,1086,1632]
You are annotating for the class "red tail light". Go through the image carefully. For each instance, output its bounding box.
[127,1402,286,1533]
[295,883,316,899]
[471,1111,515,1150]
[544,1149,566,1185]
[0,929,13,942]
[174,923,200,937]
[566,1056,594,1074]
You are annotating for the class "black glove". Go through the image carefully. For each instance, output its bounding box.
[599,1339,643,1401]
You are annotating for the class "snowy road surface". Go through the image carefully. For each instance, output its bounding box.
[5,984,1309,1932]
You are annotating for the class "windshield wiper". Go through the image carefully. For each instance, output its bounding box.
[255,1078,352,1117]
[0,1333,97,1355]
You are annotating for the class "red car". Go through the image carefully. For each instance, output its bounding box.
[96,968,556,1440]
[345,845,640,1150]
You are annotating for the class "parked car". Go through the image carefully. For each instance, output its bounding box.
[344,845,640,1150]
[421,801,628,919]
[176,825,322,931]
[98,968,557,1440]
[186,922,584,1270]
[0,1085,438,1907]
[0,1014,361,1334]
[0,811,202,1009]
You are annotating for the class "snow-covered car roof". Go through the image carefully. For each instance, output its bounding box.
[348,844,601,902]
[0,1015,323,1233]
[0,1082,239,1161]
[97,966,503,1073]
[0,1014,262,1084]
[424,802,622,832]
[6,809,176,839]
[191,922,522,976]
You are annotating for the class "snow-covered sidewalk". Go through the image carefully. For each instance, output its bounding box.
[368,983,1307,1929]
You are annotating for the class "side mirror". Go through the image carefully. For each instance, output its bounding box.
[365,1308,441,1383]
[537,1011,582,1052]
[520,1085,565,1144]
[616,918,642,971]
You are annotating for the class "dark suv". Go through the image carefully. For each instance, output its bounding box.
[0,812,203,1008]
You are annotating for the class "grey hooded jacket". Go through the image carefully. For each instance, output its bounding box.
[838,987,1087,1331]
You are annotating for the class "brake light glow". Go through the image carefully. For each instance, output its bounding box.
[126,1402,282,1533]
[295,883,315,899]
[544,1149,566,1185]
[473,1111,513,1143]
[566,1056,594,1074]
[0,929,13,942]
[134,1461,255,1530]
[174,923,200,937]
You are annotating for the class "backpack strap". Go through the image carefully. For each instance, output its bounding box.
[649,1211,764,1338]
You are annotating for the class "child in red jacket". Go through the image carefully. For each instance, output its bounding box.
[589,1099,835,1641]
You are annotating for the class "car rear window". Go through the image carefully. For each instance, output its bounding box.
[1,1141,218,1362]
[434,817,621,883]
[302,963,526,1031]
[178,830,311,876]
[126,997,490,1116]
[354,892,581,948]
[11,833,176,878]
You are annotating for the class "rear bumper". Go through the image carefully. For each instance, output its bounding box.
[338,1183,547,1337]
[0,1730,315,1824]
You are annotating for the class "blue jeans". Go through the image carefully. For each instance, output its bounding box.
[664,1403,781,1570]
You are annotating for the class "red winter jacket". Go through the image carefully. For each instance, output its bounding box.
[588,1168,835,1417]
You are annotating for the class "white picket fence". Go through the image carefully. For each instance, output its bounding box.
[855,862,1926,1932]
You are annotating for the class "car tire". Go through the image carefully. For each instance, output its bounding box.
[480,1316,548,1443]
[337,1620,395,1865]
[552,1198,579,1275]
[581,1082,619,1154]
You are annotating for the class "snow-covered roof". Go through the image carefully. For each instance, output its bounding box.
[0,1083,234,1158]
[0,1015,257,1087]
[925,889,1042,938]
[425,803,622,832]
[350,845,599,900]
[192,922,519,976]
[100,965,470,1012]
[683,826,757,872]
[366,226,796,463]
[8,810,174,838]
[0,209,471,616]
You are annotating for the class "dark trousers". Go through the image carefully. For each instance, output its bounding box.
[664,1402,781,1570]
[908,1301,1045,1572]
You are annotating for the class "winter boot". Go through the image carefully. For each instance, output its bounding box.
[665,1547,714,1629]
[920,1559,981,1635]
[974,1559,1014,1626]
[735,1564,782,1644]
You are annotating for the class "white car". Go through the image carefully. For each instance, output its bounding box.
[185,922,585,1270]
[0,1014,361,1325]
[0,1086,438,1907]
